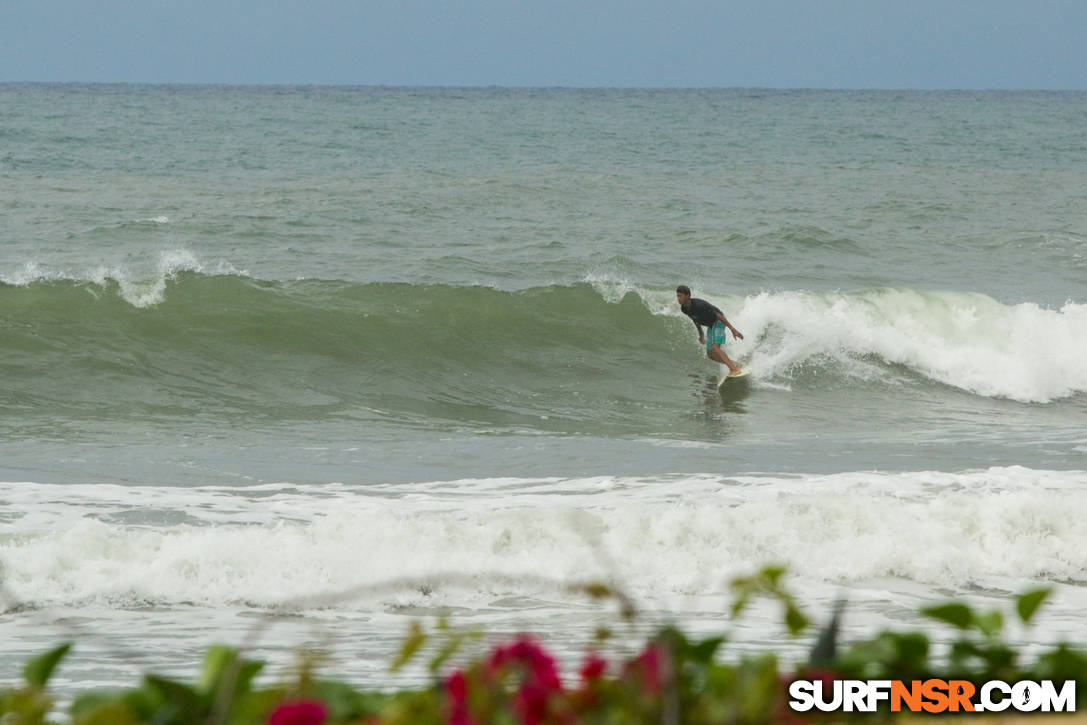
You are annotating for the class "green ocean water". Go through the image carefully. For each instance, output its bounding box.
[1,85,1086,691]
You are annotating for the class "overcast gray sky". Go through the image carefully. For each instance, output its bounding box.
[4,0,1086,88]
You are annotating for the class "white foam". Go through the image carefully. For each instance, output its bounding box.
[1,250,247,308]
[583,274,679,316]
[2,261,63,287]
[600,282,1086,404]
[112,249,205,307]
[732,289,1087,402]
[2,468,1084,612]
[583,274,639,304]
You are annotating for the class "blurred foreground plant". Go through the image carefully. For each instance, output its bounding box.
[3,566,1086,724]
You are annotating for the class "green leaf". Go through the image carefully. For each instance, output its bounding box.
[888,632,930,671]
[1036,643,1087,681]
[195,644,262,713]
[657,625,689,657]
[690,636,726,663]
[579,582,614,600]
[921,602,974,630]
[978,643,1016,673]
[70,691,140,725]
[142,675,207,721]
[784,604,810,637]
[729,591,751,618]
[313,680,373,720]
[230,660,264,699]
[428,634,465,675]
[198,646,237,695]
[427,626,482,675]
[729,565,789,618]
[23,642,72,688]
[973,610,1004,639]
[390,621,427,673]
[762,566,787,587]
[833,631,932,680]
[1016,588,1051,625]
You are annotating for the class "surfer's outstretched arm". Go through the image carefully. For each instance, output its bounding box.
[716,312,744,340]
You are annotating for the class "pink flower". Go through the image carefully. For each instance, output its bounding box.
[514,682,555,725]
[447,669,469,704]
[268,700,328,725]
[630,644,662,695]
[579,653,608,684]
[488,636,564,725]
[445,670,476,725]
[489,636,562,691]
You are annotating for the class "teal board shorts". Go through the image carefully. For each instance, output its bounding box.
[705,321,728,350]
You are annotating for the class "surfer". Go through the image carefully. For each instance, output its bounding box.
[676,285,744,376]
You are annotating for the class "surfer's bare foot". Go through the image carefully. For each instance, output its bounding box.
[728,368,744,377]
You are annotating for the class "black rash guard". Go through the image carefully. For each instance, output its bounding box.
[681,298,723,328]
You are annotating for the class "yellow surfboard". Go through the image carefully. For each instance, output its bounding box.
[717,369,751,388]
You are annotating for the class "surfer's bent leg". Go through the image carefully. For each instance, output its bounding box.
[709,344,742,375]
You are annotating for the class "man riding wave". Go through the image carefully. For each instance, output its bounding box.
[676,285,744,376]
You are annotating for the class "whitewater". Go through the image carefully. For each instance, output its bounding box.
[1,84,1085,692]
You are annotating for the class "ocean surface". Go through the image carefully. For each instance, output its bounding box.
[2,84,1086,692]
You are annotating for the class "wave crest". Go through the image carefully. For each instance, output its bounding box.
[735,288,1087,403]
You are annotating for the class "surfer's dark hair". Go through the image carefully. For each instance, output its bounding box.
[676,285,691,295]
